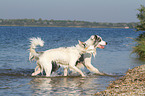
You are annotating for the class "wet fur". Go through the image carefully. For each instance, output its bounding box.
[29,35,107,76]
[75,35,107,75]
[29,37,94,77]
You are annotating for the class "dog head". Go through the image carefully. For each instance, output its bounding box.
[85,35,107,57]
[90,35,107,49]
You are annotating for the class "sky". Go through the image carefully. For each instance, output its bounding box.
[0,0,145,23]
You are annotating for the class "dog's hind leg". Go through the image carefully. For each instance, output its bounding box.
[31,65,41,76]
[43,62,52,77]
[64,68,68,76]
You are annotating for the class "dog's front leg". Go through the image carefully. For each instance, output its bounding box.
[64,68,68,76]
[84,57,103,75]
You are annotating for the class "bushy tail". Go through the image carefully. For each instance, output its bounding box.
[29,37,44,61]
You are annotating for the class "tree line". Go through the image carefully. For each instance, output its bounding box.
[0,18,137,28]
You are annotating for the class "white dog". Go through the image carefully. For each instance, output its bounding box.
[74,35,107,75]
[29,37,95,77]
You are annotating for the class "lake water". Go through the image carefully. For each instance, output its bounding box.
[0,26,144,96]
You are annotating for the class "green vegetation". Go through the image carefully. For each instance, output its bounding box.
[132,33,145,58]
[0,18,137,28]
[135,5,145,31]
[132,5,145,58]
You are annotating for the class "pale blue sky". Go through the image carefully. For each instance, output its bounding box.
[0,0,144,23]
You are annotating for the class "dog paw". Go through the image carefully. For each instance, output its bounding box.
[82,75,86,77]
[31,73,36,76]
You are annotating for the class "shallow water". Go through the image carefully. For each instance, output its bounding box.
[0,26,144,95]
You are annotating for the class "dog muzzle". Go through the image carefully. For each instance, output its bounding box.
[96,41,107,49]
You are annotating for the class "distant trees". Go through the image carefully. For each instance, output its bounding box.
[0,18,137,28]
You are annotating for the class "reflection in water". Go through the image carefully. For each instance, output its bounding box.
[30,78,52,95]
[29,76,107,96]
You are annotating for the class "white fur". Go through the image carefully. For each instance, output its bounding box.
[75,35,107,75]
[29,37,44,61]
[29,37,94,77]
[29,35,107,77]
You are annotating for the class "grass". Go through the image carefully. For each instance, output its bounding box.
[132,32,145,58]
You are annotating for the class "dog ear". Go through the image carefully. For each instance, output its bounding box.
[91,35,98,41]
[91,35,95,40]
[78,40,83,45]
[94,35,98,39]
[78,40,87,48]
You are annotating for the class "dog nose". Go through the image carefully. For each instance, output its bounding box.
[106,42,108,45]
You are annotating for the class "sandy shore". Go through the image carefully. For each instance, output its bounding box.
[95,65,145,96]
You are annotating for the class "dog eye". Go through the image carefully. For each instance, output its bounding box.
[98,38,101,42]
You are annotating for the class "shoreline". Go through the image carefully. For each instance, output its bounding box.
[0,19,137,28]
[0,25,127,29]
[95,64,145,95]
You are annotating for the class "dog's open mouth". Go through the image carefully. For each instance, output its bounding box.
[97,44,105,49]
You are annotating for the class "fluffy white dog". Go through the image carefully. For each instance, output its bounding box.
[74,35,107,75]
[29,37,95,77]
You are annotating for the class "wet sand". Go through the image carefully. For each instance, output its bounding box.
[95,65,145,95]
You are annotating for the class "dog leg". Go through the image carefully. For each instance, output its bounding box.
[64,68,68,76]
[31,65,41,76]
[84,56,103,75]
[43,63,52,77]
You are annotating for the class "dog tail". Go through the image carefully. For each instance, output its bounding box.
[29,37,44,61]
